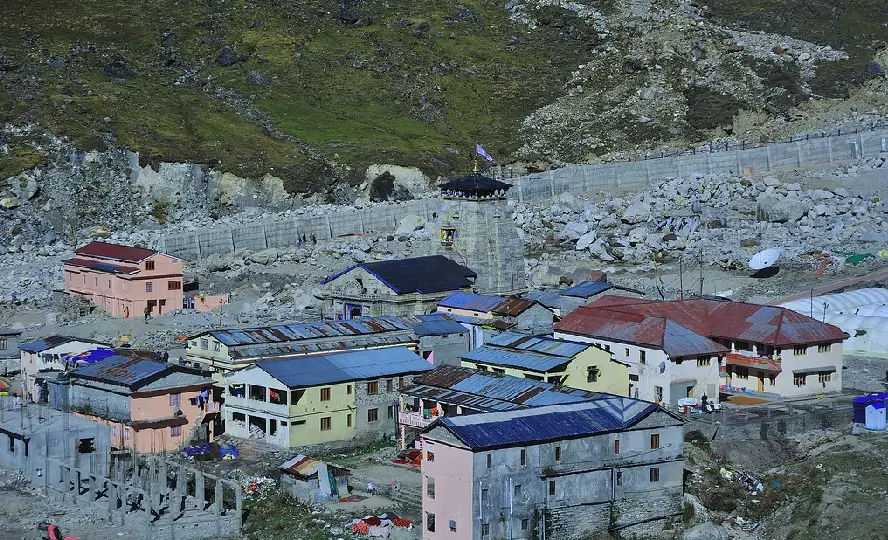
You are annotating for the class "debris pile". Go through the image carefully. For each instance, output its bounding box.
[349,513,413,537]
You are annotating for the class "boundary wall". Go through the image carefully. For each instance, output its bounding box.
[160,128,888,260]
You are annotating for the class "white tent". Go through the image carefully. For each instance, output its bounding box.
[780,288,888,316]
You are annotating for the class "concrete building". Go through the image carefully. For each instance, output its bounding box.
[437,292,555,334]
[62,241,184,318]
[524,281,645,317]
[0,328,22,376]
[186,314,469,378]
[398,365,610,448]
[20,335,111,403]
[317,255,477,319]
[556,295,848,402]
[280,454,350,502]
[0,397,112,484]
[222,347,433,448]
[460,332,628,395]
[56,355,218,453]
[433,170,525,295]
[419,399,684,540]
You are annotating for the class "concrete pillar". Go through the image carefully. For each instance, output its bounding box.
[195,471,205,509]
[158,460,168,494]
[214,479,224,515]
[176,465,186,493]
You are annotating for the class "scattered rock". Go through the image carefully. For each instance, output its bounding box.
[102,56,136,80]
[395,214,425,235]
[622,201,650,224]
[216,46,239,67]
[249,248,280,265]
[575,230,597,250]
[682,523,728,540]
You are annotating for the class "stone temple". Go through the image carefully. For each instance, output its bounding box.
[434,169,526,295]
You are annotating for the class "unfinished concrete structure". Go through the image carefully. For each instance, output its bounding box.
[434,170,526,295]
[44,454,242,539]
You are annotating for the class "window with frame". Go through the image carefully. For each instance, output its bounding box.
[368,408,379,422]
[169,393,181,409]
[320,417,332,431]
[427,450,435,462]
[320,387,331,401]
[650,433,660,449]
[520,448,526,466]
[639,350,646,364]
[171,425,182,437]
[347,414,352,427]
[548,480,556,496]
[616,471,623,486]
[200,338,209,350]
[386,379,394,392]
[346,384,352,395]
[793,345,808,356]
[654,386,663,403]
[697,357,711,367]
[145,282,153,293]
[168,280,181,290]
[0,338,6,350]
[367,381,378,395]
[481,523,490,537]
[399,376,405,388]
[624,348,630,357]
[818,372,832,384]
[387,405,394,419]
[486,454,492,469]
[514,484,522,496]
[212,341,220,352]
[586,366,599,382]
[794,374,807,386]
[426,513,435,532]
[649,467,660,482]
[614,439,620,454]
[554,446,562,463]
[818,343,832,353]
[521,519,529,531]
[426,477,435,499]
[449,520,456,532]
[145,261,155,271]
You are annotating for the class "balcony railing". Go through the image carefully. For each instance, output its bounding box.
[399,411,439,428]
[224,395,289,416]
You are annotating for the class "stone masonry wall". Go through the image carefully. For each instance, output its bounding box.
[354,374,419,440]
[159,129,888,261]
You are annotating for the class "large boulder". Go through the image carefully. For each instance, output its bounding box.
[395,214,425,235]
[575,230,597,250]
[756,194,807,223]
[560,221,589,241]
[249,248,280,265]
[682,522,729,540]
[588,237,615,261]
[622,201,650,224]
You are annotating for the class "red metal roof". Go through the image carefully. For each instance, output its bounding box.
[75,241,158,263]
[492,297,538,317]
[724,352,782,373]
[572,295,847,346]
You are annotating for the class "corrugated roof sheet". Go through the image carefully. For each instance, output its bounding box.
[438,292,506,312]
[409,313,468,336]
[724,352,782,372]
[321,255,477,294]
[74,241,158,263]
[63,258,141,275]
[208,317,414,346]
[492,297,538,317]
[228,334,413,361]
[20,335,107,353]
[560,281,614,298]
[403,365,601,412]
[462,347,572,372]
[71,354,169,387]
[432,399,662,449]
[524,290,563,310]
[280,454,347,477]
[252,347,433,388]
[486,332,590,358]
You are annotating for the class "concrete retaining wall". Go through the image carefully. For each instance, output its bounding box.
[685,405,852,442]
[159,128,888,261]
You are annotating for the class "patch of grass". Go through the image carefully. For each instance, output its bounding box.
[684,87,745,136]
[242,490,330,540]
[0,146,47,179]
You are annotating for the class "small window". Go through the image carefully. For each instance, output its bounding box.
[818,372,832,384]
[78,438,95,454]
[614,439,620,454]
[347,414,352,427]
[168,280,181,290]
[650,467,660,482]
[616,471,623,486]
[367,381,378,395]
[818,343,832,353]
[212,342,220,352]
[171,425,181,437]
[145,261,155,271]
[481,523,490,537]
[521,519,529,531]
[200,339,208,350]
[548,480,555,496]
[624,348,630,357]
[449,520,456,532]
[554,446,562,463]
[486,454,492,469]
[399,376,405,388]
[514,484,522,496]
[793,346,807,356]
[427,451,435,462]
[697,357,711,367]
[426,477,436,499]
[320,417,332,431]
[426,513,435,532]
[145,282,153,293]
[169,393,181,409]
[650,433,660,449]
[7,434,13,452]
[794,374,807,387]
[346,384,352,395]
[654,386,663,403]
[639,350,646,364]
[320,387,331,401]
[586,366,599,383]
[387,405,394,419]
[368,408,379,422]
[386,379,394,392]
[124,429,131,440]
[520,448,526,466]
[0,338,6,350]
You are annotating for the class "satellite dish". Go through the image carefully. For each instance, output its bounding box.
[659,361,666,374]
[749,248,782,270]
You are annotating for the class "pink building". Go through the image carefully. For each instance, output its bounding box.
[62,355,219,453]
[63,241,184,318]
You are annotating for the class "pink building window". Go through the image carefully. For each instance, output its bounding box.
[171,425,181,437]
[146,282,153,293]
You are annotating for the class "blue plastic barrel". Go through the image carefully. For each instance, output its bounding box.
[854,396,869,424]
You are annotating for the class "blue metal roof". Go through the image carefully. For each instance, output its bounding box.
[20,335,106,353]
[321,255,477,294]
[462,347,572,372]
[409,313,468,337]
[72,354,169,387]
[560,281,614,298]
[524,290,563,310]
[438,292,506,312]
[435,399,662,449]
[254,347,434,388]
[486,332,590,358]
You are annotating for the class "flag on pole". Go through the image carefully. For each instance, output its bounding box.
[476,144,494,162]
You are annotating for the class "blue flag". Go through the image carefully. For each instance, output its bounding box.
[476,144,494,162]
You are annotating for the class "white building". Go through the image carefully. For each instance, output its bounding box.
[19,335,111,402]
[556,296,848,402]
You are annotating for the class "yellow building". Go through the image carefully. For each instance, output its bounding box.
[222,347,433,447]
[460,332,629,396]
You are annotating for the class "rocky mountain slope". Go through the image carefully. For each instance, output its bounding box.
[2,0,887,191]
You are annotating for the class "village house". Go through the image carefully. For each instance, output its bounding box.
[316,255,477,319]
[62,241,184,318]
[0,328,22,376]
[280,454,350,502]
[185,314,468,380]
[222,347,433,448]
[398,365,608,449]
[437,292,555,334]
[524,281,644,317]
[20,335,111,403]
[555,296,848,402]
[419,399,684,540]
[51,355,218,453]
[460,332,628,395]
